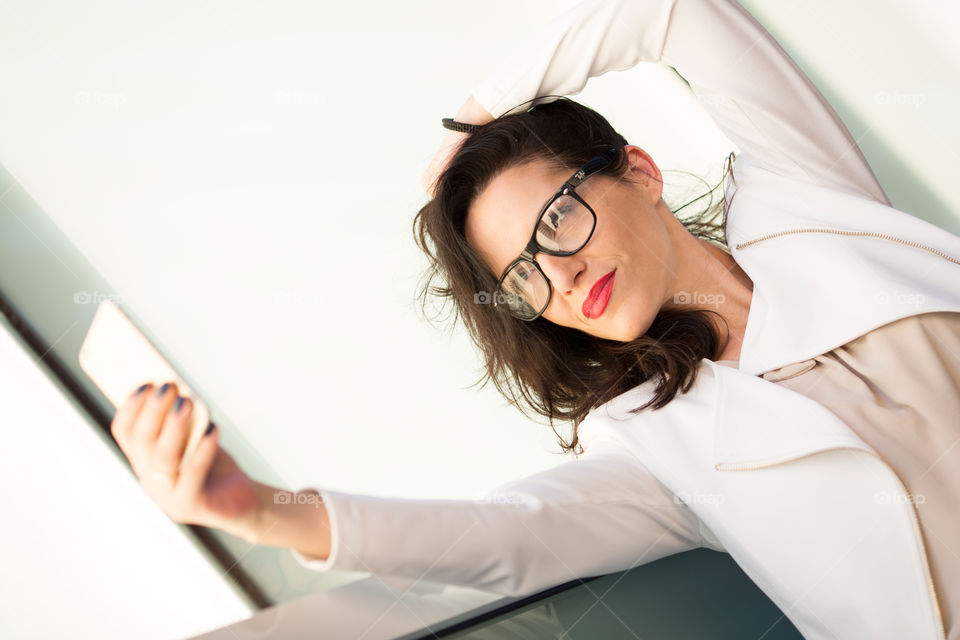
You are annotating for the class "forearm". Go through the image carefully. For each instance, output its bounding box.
[455,95,494,125]
[248,481,331,561]
[470,0,675,119]
[421,96,494,195]
[286,445,702,598]
[469,0,886,202]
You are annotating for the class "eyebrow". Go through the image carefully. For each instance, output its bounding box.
[487,166,567,275]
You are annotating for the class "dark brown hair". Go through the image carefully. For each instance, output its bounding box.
[413,97,736,455]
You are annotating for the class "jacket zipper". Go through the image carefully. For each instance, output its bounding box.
[716,447,945,638]
[728,225,951,635]
[736,227,960,266]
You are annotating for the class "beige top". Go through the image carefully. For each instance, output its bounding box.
[715,310,960,638]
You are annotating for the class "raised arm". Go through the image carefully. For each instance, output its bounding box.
[470,0,889,205]
[290,439,702,597]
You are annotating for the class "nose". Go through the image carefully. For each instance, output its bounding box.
[535,252,582,295]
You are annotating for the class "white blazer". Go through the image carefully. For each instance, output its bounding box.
[295,1,960,637]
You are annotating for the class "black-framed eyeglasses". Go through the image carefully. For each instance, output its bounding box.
[491,147,618,321]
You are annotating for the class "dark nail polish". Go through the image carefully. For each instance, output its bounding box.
[156,382,171,396]
[135,383,151,395]
[204,422,215,437]
[173,396,185,412]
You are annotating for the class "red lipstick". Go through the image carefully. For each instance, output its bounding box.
[582,269,616,319]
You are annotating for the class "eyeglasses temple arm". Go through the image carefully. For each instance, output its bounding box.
[567,147,618,188]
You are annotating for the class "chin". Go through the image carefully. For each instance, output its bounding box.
[606,315,649,343]
[589,320,639,343]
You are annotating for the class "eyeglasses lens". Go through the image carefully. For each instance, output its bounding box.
[497,195,593,319]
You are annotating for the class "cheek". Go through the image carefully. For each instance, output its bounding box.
[588,214,632,261]
[591,196,635,241]
[541,299,576,327]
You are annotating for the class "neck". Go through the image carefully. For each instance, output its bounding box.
[665,226,754,362]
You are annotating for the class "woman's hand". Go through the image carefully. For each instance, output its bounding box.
[110,381,264,543]
[421,96,494,197]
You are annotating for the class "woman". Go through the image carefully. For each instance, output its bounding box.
[109,0,960,638]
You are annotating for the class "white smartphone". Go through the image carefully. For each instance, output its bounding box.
[79,299,211,469]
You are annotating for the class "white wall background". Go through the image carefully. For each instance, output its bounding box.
[0,0,734,507]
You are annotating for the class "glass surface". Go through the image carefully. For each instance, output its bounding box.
[422,551,804,640]
[0,313,254,640]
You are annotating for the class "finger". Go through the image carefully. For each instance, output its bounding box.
[131,381,178,455]
[176,423,218,506]
[111,382,154,454]
[152,395,194,475]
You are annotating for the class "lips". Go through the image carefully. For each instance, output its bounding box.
[582,269,616,319]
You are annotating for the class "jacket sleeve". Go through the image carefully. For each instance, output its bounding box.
[289,438,703,598]
[470,0,890,206]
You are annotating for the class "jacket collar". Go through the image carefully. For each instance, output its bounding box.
[724,161,960,377]
[588,361,945,638]
[707,360,877,469]
[705,361,945,638]
[583,360,879,470]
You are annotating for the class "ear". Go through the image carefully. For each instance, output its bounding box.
[624,145,663,202]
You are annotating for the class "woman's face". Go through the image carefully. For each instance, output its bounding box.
[466,145,683,342]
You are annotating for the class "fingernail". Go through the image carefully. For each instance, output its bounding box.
[135,383,151,395]
[156,382,171,397]
[173,396,185,413]
[204,422,215,437]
